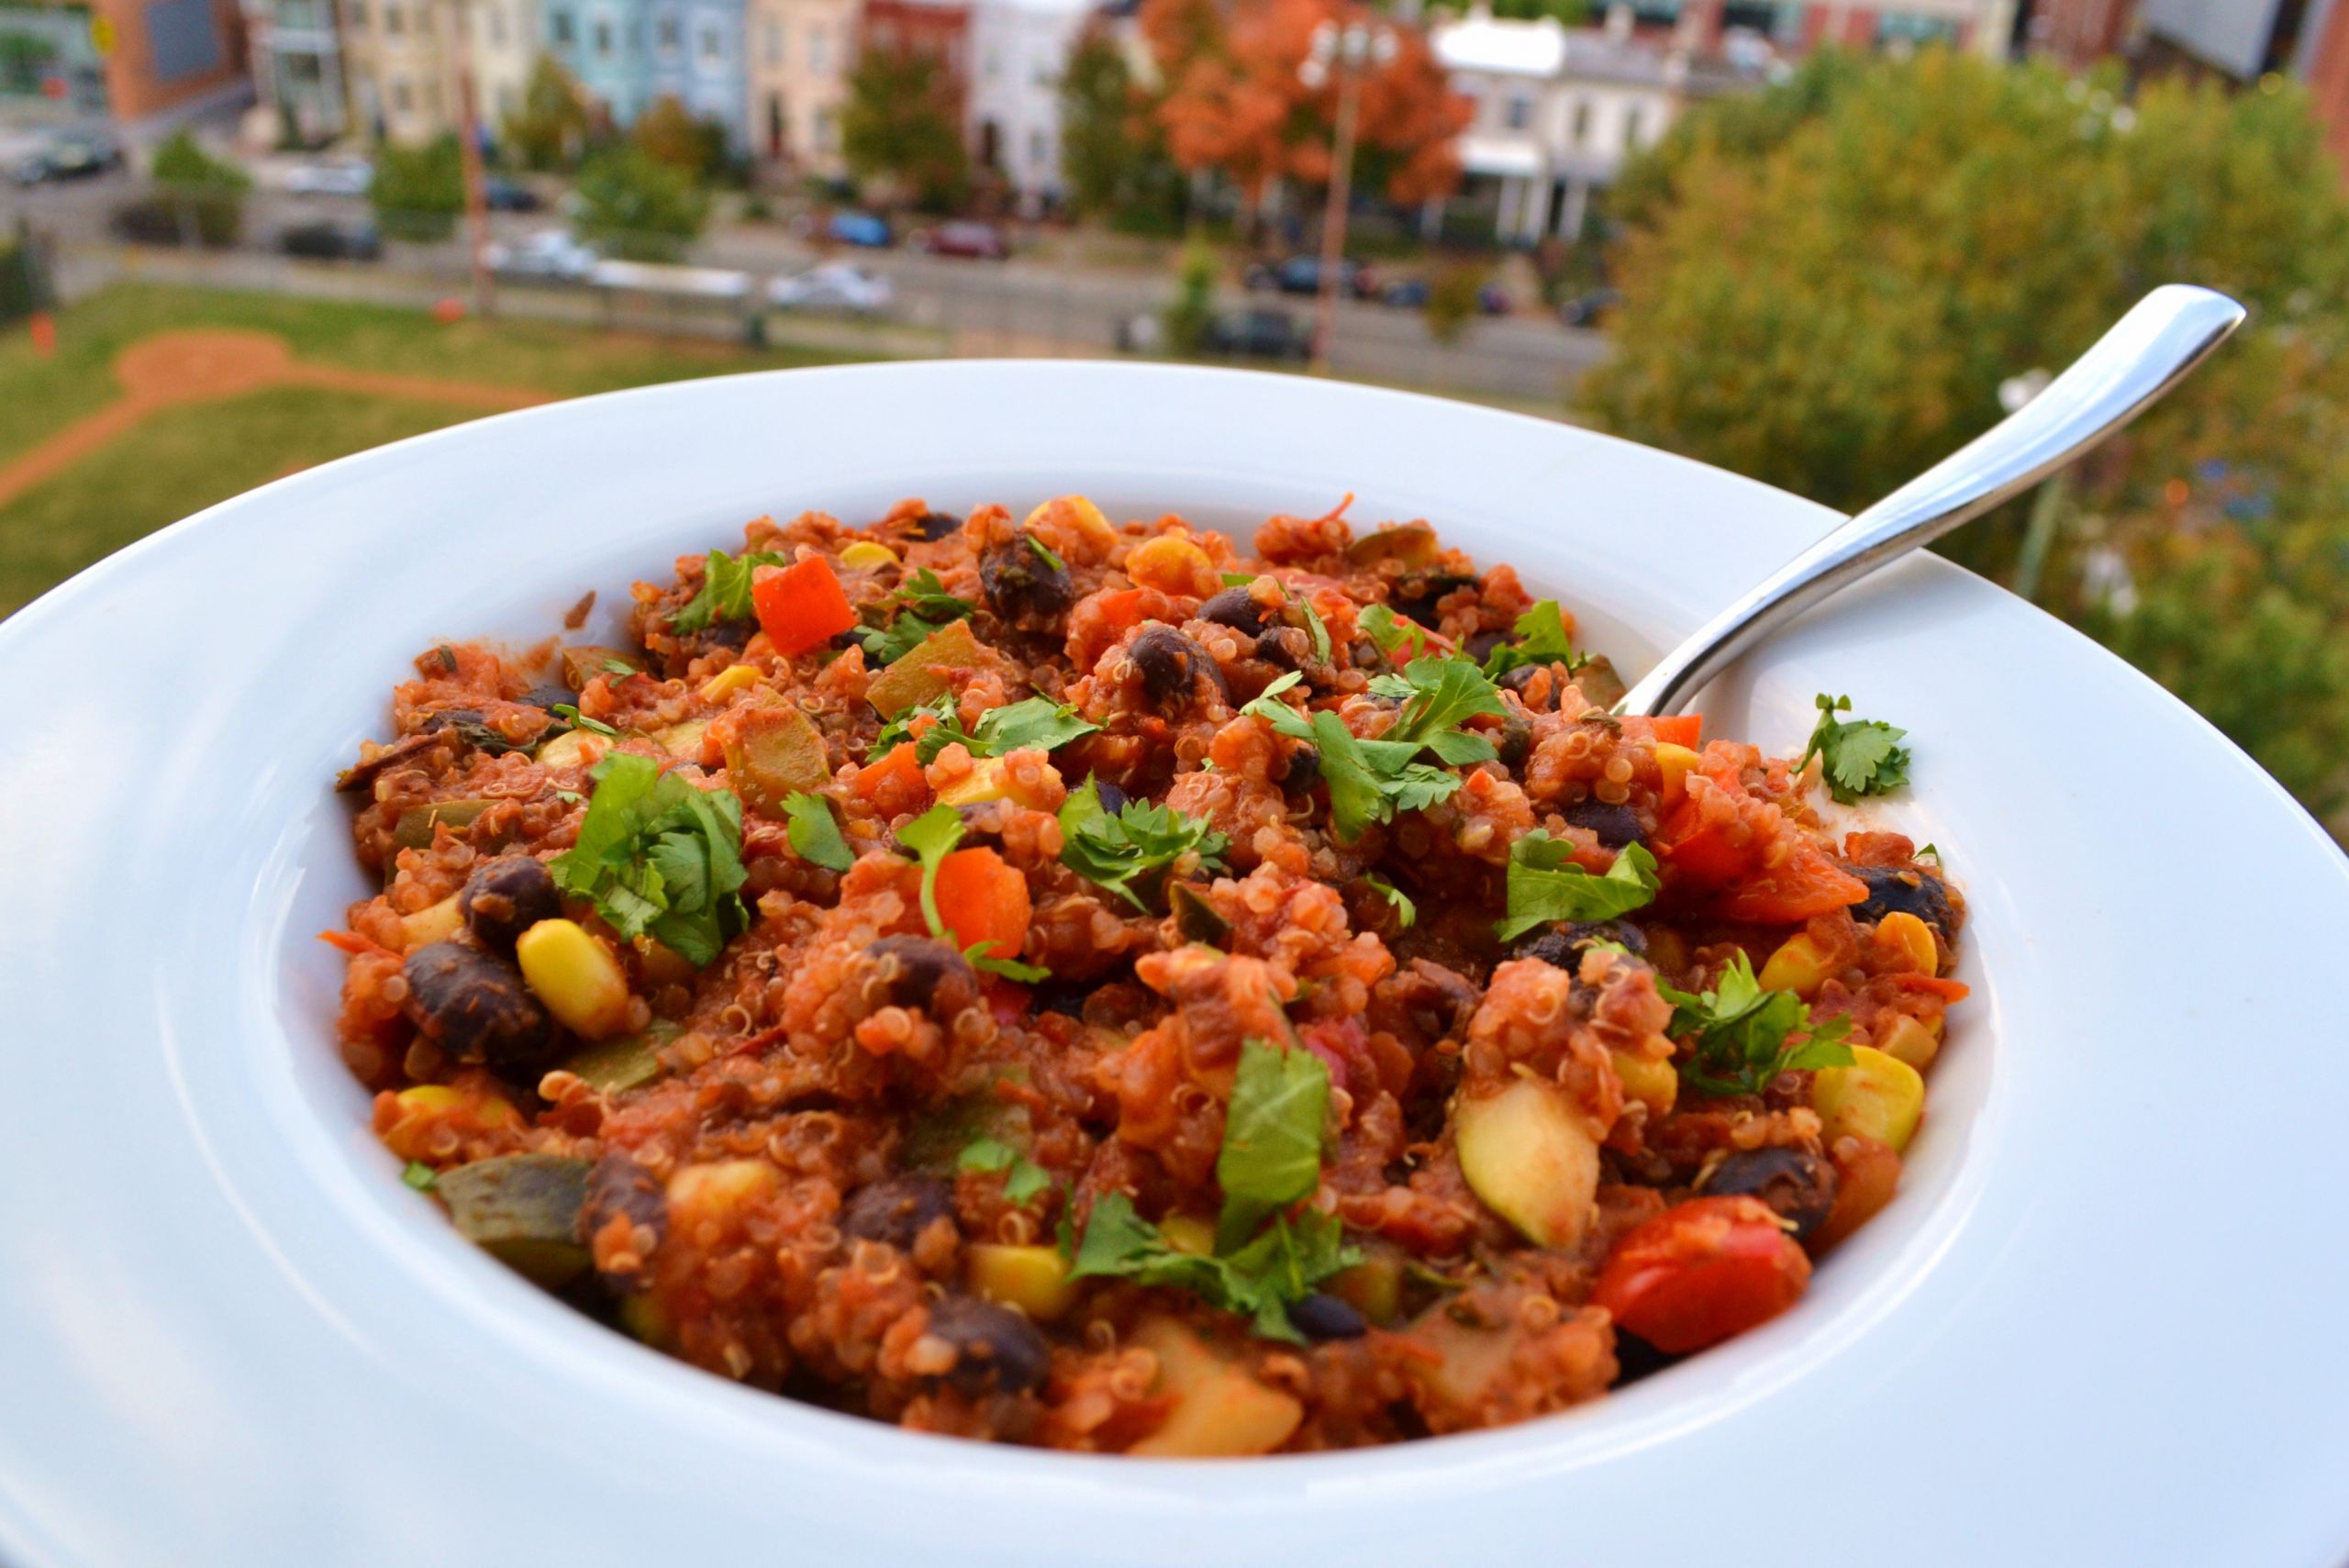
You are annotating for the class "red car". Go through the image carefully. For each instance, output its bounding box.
[911,220,1010,261]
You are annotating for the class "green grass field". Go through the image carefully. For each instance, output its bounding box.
[0,284,875,614]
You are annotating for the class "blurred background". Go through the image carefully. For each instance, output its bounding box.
[2,0,2343,840]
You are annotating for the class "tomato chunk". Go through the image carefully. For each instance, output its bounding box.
[933,846,1031,962]
[1646,714,1703,750]
[1718,844,1869,925]
[752,557,856,656]
[1591,1195,1811,1354]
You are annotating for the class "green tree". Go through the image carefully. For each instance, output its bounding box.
[503,53,591,172]
[1587,50,2349,831]
[1423,263,1485,345]
[841,46,969,211]
[572,143,709,261]
[369,135,463,241]
[1060,28,1138,217]
[632,94,728,180]
[1163,239,1217,352]
[148,129,250,245]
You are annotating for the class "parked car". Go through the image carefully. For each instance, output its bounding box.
[790,209,892,248]
[281,156,373,198]
[1245,255,1376,300]
[1558,288,1620,328]
[1203,308,1313,361]
[110,195,238,248]
[768,261,893,314]
[908,220,1009,261]
[1382,276,1430,308]
[1477,284,1513,317]
[483,174,542,212]
[12,131,120,186]
[485,228,600,282]
[279,217,382,261]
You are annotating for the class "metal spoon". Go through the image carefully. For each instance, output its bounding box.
[1618,284,2249,718]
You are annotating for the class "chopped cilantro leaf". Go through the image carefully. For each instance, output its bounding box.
[959,1136,1054,1206]
[1359,602,1435,662]
[551,703,618,738]
[1219,571,1259,587]
[1364,873,1416,929]
[1298,599,1333,662]
[1241,668,1487,842]
[1481,600,1582,678]
[550,752,749,966]
[1495,832,1660,940]
[1027,535,1066,572]
[554,789,583,805]
[856,568,975,666]
[895,804,963,940]
[966,941,1052,984]
[1800,694,1912,805]
[1918,842,1941,862]
[672,548,787,633]
[1057,777,1230,911]
[781,791,855,873]
[1385,655,1505,753]
[1215,1039,1331,1251]
[1661,951,1855,1097]
[401,1161,437,1191]
[1070,1194,1357,1344]
[970,696,1100,757]
[600,656,638,677]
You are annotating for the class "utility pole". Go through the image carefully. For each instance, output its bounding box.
[1301,17,1395,375]
[446,0,494,317]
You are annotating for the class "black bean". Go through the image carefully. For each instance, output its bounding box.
[1497,713,1533,769]
[520,684,575,712]
[1288,1291,1368,1340]
[863,935,980,1018]
[1464,629,1507,664]
[1499,663,1559,712]
[460,856,561,951]
[1089,778,1129,816]
[918,510,963,541]
[1851,865,1954,934]
[1564,798,1645,850]
[1254,625,1309,671]
[1129,626,1229,710]
[921,1295,1052,1397]
[578,1152,667,1282]
[1705,1147,1839,1241]
[402,941,551,1067]
[1031,977,1094,1018]
[1389,573,1478,629]
[1198,586,1268,638]
[1509,919,1648,968]
[1614,1329,1682,1386]
[841,1173,957,1251]
[980,535,1075,629]
[421,706,486,733]
[1281,743,1320,795]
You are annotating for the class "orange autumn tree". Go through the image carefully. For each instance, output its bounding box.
[1145,0,1467,224]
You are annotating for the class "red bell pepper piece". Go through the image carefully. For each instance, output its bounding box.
[1591,1195,1811,1353]
[752,557,856,656]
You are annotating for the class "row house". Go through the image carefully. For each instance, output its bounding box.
[964,0,1091,203]
[746,0,856,171]
[542,0,751,149]
[9,0,251,140]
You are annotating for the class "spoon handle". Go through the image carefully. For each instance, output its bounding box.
[1618,284,2249,719]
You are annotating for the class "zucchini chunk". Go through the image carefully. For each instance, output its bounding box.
[433,1153,594,1288]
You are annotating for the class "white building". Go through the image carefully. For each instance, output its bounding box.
[965,0,1095,207]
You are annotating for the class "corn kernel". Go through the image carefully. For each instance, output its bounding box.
[1129,535,1215,595]
[618,1291,674,1349]
[967,1243,1079,1322]
[666,1159,781,1219]
[1876,1013,1941,1072]
[1028,495,1118,554]
[1759,931,1838,1001]
[1813,1045,1925,1153]
[839,540,899,571]
[938,757,1011,806]
[1611,1049,1679,1118]
[515,917,633,1040]
[1874,911,1939,975]
[400,893,465,951]
[1159,1214,1217,1256]
[697,663,760,703]
[395,1082,519,1128]
[1654,743,1702,809]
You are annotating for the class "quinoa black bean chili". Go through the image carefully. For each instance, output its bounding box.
[328,495,1965,1452]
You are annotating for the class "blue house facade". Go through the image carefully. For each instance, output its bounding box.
[544,0,751,153]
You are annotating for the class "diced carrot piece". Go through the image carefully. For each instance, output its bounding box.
[854,741,930,815]
[933,847,1030,962]
[1647,714,1703,749]
[752,557,856,656]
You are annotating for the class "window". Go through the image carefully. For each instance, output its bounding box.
[347,0,367,28]
[1570,98,1590,143]
[762,17,781,64]
[383,2,402,32]
[807,24,828,72]
[699,24,718,60]
[550,7,572,44]
[146,0,224,80]
[657,14,679,50]
[1027,128,1046,169]
[1623,106,1645,146]
[390,73,412,110]
[814,104,836,151]
[486,5,504,43]
[1504,93,1531,130]
[424,78,441,116]
[498,84,518,118]
[594,16,612,54]
[1031,52,1052,86]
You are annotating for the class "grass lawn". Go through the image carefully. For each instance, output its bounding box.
[0,284,879,614]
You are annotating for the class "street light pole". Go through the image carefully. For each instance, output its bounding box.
[1310,59,1359,375]
[1301,17,1394,376]
[446,0,494,317]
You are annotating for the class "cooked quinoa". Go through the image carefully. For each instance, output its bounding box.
[328,495,1966,1453]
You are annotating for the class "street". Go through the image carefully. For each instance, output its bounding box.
[1,166,1609,405]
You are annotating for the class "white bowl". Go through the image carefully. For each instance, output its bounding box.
[3,362,2345,1568]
